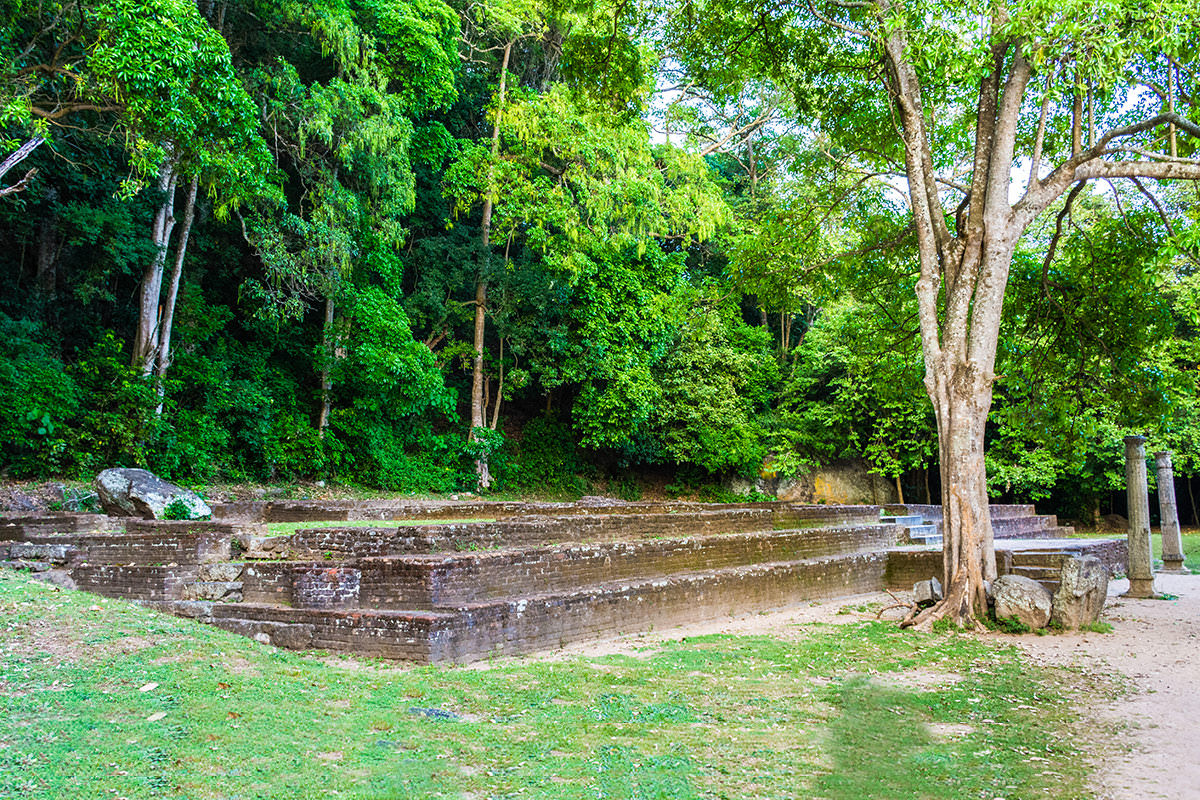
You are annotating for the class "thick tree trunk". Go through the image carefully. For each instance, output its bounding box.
[154,175,199,414]
[934,387,996,617]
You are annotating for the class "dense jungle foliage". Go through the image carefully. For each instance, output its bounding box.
[2,0,1199,521]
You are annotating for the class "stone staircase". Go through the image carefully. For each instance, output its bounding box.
[880,514,941,545]
[883,503,1075,539]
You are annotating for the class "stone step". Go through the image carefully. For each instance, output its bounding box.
[211,551,890,663]
[287,507,883,559]
[72,564,199,602]
[212,498,883,526]
[880,515,925,526]
[242,524,902,611]
[904,524,941,545]
[181,581,243,602]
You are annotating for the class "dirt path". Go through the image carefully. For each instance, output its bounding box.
[533,575,1200,799]
[1012,573,1200,800]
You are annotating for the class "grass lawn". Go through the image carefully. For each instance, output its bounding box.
[1159,531,1200,572]
[0,571,1104,799]
[263,519,494,535]
[1069,529,1199,573]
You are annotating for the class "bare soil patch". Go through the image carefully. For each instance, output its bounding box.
[1010,573,1200,800]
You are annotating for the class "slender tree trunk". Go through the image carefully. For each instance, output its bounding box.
[133,158,179,376]
[0,136,44,198]
[895,473,904,505]
[317,295,335,437]
[471,40,513,490]
[489,337,504,430]
[923,466,932,505]
[35,187,59,296]
[154,176,199,414]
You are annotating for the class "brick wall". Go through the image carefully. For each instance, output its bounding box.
[288,507,887,558]
[72,564,197,601]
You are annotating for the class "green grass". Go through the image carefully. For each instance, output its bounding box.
[1158,531,1200,573]
[1067,528,1199,574]
[263,518,494,534]
[0,572,1105,799]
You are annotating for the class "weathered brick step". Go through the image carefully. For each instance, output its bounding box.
[212,498,880,526]
[914,515,1064,540]
[73,564,200,601]
[288,507,883,559]
[991,515,1062,538]
[0,542,77,563]
[0,513,117,539]
[211,551,890,663]
[883,504,1038,521]
[71,560,249,602]
[47,520,258,566]
[243,524,902,610]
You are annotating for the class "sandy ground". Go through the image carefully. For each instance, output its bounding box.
[507,574,1200,800]
[1014,573,1200,800]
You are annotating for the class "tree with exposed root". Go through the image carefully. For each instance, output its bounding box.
[663,0,1200,626]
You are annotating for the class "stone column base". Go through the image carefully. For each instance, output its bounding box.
[1124,578,1158,598]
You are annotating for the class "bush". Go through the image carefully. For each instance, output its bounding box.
[507,417,594,497]
[0,315,82,476]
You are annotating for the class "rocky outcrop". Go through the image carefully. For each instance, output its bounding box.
[1051,556,1108,629]
[992,574,1053,629]
[94,468,211,520]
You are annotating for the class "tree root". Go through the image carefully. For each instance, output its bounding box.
[876,589,916,619]
[899,570,984,631]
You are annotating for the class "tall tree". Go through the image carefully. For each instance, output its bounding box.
[663,0,1200,625]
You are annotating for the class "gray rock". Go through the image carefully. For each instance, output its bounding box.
[727,477,755,497]
[236,533,291,559]
[32,569,76,591]
[914,576,943,606]
[94,468,211,520]
[1051,556,1109,629]
[992,574,1053,629]
[198,563,244,582]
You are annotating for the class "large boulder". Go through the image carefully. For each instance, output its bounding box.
[992,574,1053,630]
[94,468,211,520]
[1051,556,1109,629]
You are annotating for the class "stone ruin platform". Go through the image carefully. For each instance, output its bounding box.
[1,499,1126,663]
